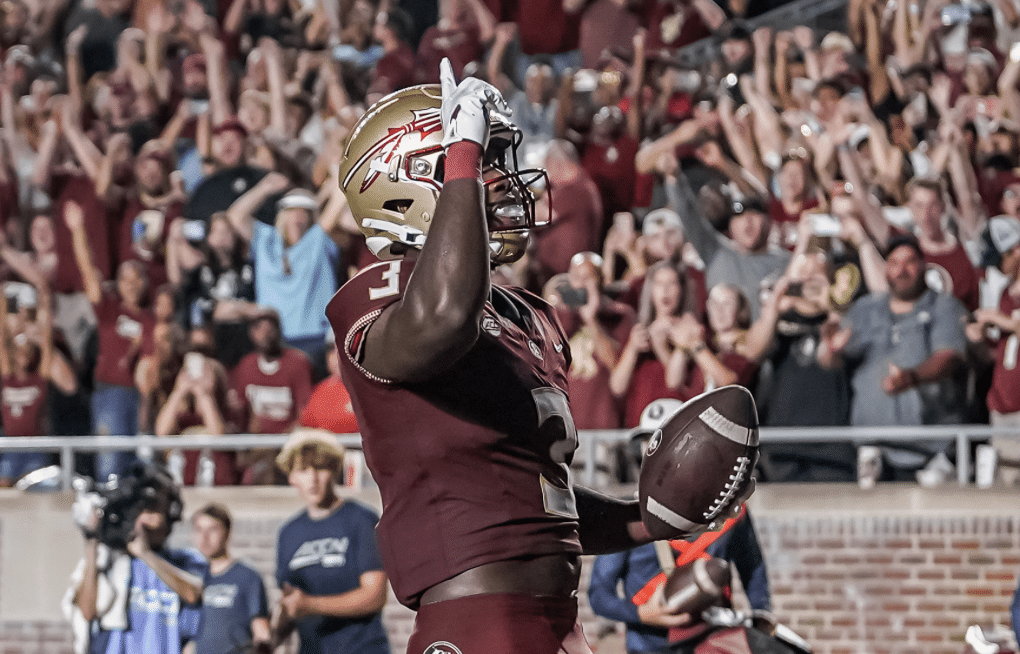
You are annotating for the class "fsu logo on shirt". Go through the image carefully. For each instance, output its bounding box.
[423,643,462,654]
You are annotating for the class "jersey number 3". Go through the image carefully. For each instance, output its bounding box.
[533,387,579,519]
[369,261,402,300]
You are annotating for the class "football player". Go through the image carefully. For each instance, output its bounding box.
[326,59,753,654]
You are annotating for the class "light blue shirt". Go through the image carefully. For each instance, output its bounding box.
[94,549,207,654]
[251,221,339,340]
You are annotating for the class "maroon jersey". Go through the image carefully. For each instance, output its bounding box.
[326,260,584,608]
[230,348,312,434]
[987,289,1020,414]
[923,241,980,312]
[117,197,182,304]
[1,372,47,436]
[93,289,156,387]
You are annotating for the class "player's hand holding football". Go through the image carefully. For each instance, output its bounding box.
[439,57,511,150]
[637,584,694,628]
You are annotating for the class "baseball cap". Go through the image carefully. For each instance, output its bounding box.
[642,208,683,236]
[886,233,924,259]
[277,188,318,212]
[276,429,345,475]
[630,398,685,439]
[988,215,1020,254]
[820,32,855,54]
[730,195,768,217]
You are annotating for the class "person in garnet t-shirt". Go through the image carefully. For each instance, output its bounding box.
[116,141,185,306]
[299,335,358,435]
[878,179,981,312]
[969,216,1020,485]
[610,262,701,427]
[531,140,604,290]
[547,252,635,430]
[0,282,78,486]
[230,309,312,484]
[368,9,416,100]
[66,200,155,481]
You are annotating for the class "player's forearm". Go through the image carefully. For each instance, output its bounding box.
[375,145,490,378]
[574,486,652,554]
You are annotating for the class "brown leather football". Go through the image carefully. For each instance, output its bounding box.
[663,557,732,615]
[638,386,759,540]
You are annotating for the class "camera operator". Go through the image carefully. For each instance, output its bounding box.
[64,462,206,654]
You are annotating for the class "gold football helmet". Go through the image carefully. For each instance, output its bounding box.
[338,84,548,263]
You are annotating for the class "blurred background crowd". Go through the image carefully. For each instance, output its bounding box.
[1,0,1020,488]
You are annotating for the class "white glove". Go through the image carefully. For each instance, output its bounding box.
[439,57,511,150]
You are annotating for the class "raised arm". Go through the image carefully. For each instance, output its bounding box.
[261,38,290,138]
[485,23,518,98]
[357,60,506,383]
[58,96,103,181]
[225,172,292,243]
[199,28,233,127]
[63,200,103,304]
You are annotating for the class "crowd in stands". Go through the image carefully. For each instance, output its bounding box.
[2,0,1020,487]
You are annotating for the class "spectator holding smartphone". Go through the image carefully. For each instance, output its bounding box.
[546,251,635,430]
[0,281,78,486]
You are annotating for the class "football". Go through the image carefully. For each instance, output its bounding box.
[663,557,731,615]
[638,385,759,540]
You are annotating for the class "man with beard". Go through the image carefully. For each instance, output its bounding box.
[229,308,312,484]
[818,235,969,480]
[867,178,982,312]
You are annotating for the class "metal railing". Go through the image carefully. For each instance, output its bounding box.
[0,424,1010,489]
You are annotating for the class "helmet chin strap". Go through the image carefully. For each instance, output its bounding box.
[362,218,427,255]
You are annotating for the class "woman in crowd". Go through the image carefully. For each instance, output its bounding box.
[0,280,77,486]
[610,260,700,427]
[65,199,155,481]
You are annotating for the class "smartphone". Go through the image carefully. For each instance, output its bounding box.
[187,98,210,115]
[557,282,588,308]
[810,213,842,237]
[184,351,204,379]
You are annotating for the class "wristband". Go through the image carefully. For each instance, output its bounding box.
[906,369,920,388]
[443,141,483,182]
[689,341,707,355]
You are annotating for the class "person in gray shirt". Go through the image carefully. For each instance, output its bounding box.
[665,170,789,319]
[819,235,969,478]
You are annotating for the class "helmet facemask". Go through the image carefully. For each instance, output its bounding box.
[482,115,550,264]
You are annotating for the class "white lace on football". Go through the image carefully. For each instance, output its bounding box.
[698,406,751,444]
[703,455,751,521]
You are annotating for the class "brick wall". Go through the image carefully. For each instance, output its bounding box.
[759,514,1020,654]
[2,485,1018,654]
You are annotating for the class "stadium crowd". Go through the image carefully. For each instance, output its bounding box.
[0,0,1019,487]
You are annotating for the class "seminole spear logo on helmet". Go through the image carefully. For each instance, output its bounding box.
[345,107,443,194]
